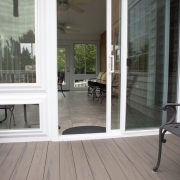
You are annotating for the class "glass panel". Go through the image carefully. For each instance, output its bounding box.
[57,48,66,85]
[74,79,88,88]
[74,44,96,74]
[74,44,85,74]
[126,0,179,130]
[0,104,39,130]
[111,0,121,129]
[0,0,36,83]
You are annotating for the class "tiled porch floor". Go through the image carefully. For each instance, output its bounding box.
[58,91,107,134]
[0,134,180,179]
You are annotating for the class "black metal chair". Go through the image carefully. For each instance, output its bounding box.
[0,105,16,129]
[153,103,180,172]
[58,71,65,97]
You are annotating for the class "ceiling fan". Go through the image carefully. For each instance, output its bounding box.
[57,0,92,13]
[57,24,80,34]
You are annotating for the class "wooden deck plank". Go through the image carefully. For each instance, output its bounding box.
[139,136,180,179]
[125,136,179,180]
[27,141,48,180]
[43,142,60,180]
[0,142,25,180]
[71,141,94,180]
[10,142,37,180]
[82,140,110,180]
[0,143,14,166]
[93,139,128,180]
[103,139,144,180]
[60,141,77,180]
[113,138,162,180]
[149,136,180,166]
[166,134,180,148]
[163,134,180,152]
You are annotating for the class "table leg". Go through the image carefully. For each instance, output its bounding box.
[24,104,31,128]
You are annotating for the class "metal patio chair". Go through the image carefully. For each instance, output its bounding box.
[0,105,16,129]
[153,103,180,172]
[58,71,66,97]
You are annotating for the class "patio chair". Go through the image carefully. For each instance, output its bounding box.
[0,105,16,129]
[153,103,180,172]
[58,71,66,97]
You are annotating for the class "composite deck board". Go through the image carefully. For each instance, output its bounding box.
[161,134,180,154]
[27,141,48,180]
[166,134,180,148]
[93,139,128,180]
[43,142,60,180]
[113,138,162,180]
[71,141,94,180]
[135,136,180,180]
[82,140,110,180]
[0,135,180,179]
[60,141,77,180]
[0,143,14,166]
[10,142,37,180]
[147,135,180,167]
[103,139,144,180]
[124,137,178,180]
[0,142,25,180]
[143,136,180,176]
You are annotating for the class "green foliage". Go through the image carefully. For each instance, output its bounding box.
[74,44,96,74]
[57,48,65,72]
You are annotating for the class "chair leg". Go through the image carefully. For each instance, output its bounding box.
[0,109,7,123]
[8,106,16,129]
[153,127,167,172]
[61,85,66,97]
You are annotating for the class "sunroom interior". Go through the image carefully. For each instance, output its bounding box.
[57,0,108,134]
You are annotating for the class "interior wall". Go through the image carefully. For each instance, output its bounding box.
[100,31,106,72]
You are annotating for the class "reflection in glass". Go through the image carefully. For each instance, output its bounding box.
[126,0,179,130]
[0,104,39,130]
[0,0,36,83]
[111,0,121,129]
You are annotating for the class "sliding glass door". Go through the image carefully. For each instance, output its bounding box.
[125,0,179,130]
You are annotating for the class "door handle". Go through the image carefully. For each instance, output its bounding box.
[109,55,114,73]
[127,58,131,66]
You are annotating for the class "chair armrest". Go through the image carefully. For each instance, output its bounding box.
[161,103,180,127]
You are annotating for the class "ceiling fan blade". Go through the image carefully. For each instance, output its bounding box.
[72,0,92,3]
[69,4,85,13]
[58,29,66,34]
[66,29,80,32]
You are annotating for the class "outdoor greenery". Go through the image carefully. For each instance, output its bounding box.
[74,44,96,74]
[57,48,65,72]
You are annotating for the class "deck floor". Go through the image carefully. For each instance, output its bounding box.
[0,134,180,180]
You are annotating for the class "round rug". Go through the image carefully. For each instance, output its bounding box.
[62,126,106,135]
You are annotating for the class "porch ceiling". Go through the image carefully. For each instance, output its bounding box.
[57,0,106,40]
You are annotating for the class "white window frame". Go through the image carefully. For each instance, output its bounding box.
[0,0,58,143]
